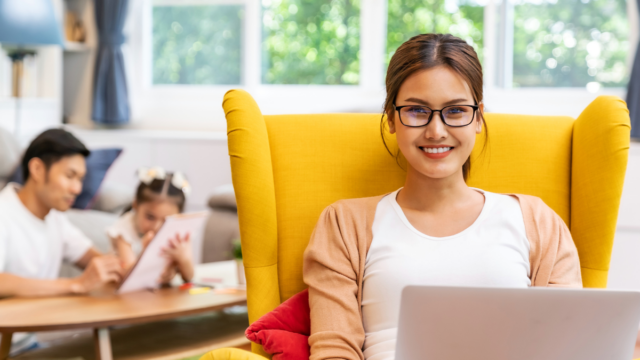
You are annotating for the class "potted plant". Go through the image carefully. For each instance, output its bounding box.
[232,239,245,285]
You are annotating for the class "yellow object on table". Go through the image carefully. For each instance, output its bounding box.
[189,287,212,295]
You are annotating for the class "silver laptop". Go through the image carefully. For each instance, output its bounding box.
[396,286,640,360]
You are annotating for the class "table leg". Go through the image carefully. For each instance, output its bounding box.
[93,328,113,360]
[0,332,12,360]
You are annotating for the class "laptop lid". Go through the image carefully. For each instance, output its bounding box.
[396,286,640,360]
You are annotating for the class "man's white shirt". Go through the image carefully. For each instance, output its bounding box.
[0,183,92,278]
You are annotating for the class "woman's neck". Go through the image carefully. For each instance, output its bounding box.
[397,166,477,212]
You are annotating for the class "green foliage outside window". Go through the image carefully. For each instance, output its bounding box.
[150,0,627,89]
[152,5,243,85]
[513,0,628,88]
[386,0,484,67]
[262,0,361,84]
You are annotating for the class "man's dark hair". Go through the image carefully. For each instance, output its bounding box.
[21,129,90,181]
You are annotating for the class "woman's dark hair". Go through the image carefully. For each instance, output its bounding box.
[132,174,186,213]
[381,33,488,181]
[22,128,90,181]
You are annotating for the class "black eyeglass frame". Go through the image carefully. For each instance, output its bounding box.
[394,104,480,128]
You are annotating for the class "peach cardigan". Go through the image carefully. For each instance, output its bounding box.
[303,193,582,360]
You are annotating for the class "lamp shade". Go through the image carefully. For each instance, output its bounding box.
[0,0,63,46]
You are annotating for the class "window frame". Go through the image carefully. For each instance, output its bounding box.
[126,0,636,127]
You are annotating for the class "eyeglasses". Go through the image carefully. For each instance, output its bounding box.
[394,104,479,128]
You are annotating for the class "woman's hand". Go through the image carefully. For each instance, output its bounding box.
[161,233,194,283]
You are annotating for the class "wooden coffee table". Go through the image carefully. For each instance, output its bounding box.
[0,262,247,360]
[11,308,250,360]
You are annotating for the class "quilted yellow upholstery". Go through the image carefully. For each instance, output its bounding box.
[204,90,630,359]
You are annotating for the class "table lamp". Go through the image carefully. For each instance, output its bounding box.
[0,0,64,136]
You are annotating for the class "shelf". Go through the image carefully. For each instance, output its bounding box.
[61,0,96,126]
[64,41,92,52]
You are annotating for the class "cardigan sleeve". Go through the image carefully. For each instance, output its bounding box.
[303,205,365,360]
[519,194,582,288]
[545,210,583,288]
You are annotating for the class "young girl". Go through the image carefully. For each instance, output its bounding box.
[303,34,582,360]
[107,167,194,284]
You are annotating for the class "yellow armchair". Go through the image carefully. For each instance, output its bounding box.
[202,90,631,360]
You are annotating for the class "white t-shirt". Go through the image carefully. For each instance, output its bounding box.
[105,211,143,256]
[0,183,93,279]
[361,189,531,360]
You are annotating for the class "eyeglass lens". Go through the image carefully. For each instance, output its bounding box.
[399,106,475,127]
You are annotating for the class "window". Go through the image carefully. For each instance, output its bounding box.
[386,0,484,65]
[146,0,630,89]
[129,0,635,125]
[152,4,244,85]
[513,0,629,88]
[261,0,360,84]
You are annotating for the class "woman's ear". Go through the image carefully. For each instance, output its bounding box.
[132,199,138,211]
[475,103,484,134]
[387,113,397,134]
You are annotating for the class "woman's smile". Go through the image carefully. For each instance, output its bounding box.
[419,145,454,159]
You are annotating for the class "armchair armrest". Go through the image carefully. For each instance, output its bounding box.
[200,348,268,360]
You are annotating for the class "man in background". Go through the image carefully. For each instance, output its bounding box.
[0,129,123,297]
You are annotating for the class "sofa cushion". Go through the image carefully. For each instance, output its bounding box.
[202,209,239,263]
[208,193,237,211]
[0,127,21,186]
[90,182,134,213]
[208,184,237,211]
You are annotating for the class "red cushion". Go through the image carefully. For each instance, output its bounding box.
[245,289,310,360]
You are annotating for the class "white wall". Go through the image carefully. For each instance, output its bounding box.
[608,142,640,290]
[0,98,61,145]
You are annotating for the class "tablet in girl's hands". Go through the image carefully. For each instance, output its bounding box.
[118,211,208,294]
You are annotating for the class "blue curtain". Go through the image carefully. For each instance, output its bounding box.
[627,0,640,139]
[92,0,130,125]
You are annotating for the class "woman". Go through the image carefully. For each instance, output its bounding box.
[303,34,581,360]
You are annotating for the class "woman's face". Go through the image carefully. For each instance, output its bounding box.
[388,66,483,181]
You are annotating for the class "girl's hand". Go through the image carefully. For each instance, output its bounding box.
[161,233,192,264]
[141,230,155,249]
[157,262,177,285]
[110,235,136,271]
[161,233,194,282]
